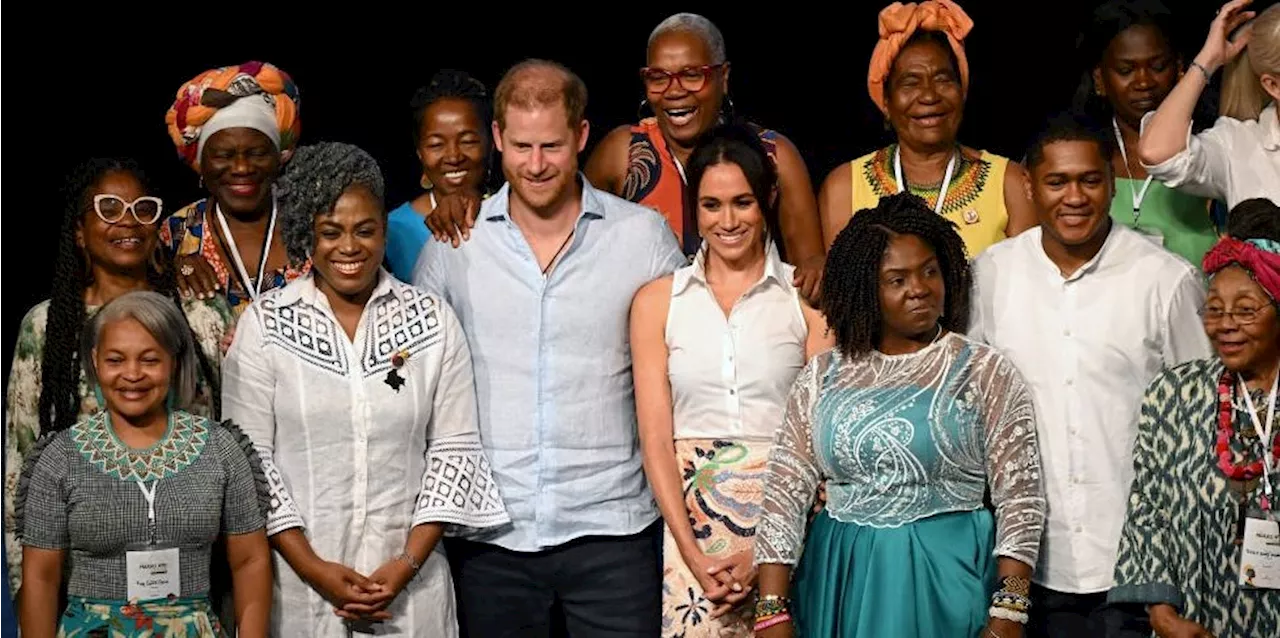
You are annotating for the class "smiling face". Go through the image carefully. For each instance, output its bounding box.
[494,101,588,215]
[696,161,767,264]
[885,36,964,152]
[199,127,281,217]
[76,170,160,275]
[93,317,173,421]
[311,184,386,301]
[1030,139,1114,249]
[644,29,728,147]
[416,97,488,196]
[1205,265,1280,376]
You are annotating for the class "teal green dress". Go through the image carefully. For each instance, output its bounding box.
[755,334,1046,637]
[1109,178,1219,266]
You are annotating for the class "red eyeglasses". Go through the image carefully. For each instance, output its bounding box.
[639,64,727,94]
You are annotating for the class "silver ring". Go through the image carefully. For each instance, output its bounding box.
[180,264,195,276]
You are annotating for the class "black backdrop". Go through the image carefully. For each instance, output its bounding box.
[2,1,1228,382]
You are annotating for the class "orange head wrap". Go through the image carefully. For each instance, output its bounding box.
[867,0,973,115]
[165,61,301,172]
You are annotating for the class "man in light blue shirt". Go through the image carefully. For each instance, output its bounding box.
[414,59,684,637]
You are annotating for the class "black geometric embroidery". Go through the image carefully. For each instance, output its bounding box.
[258,296,348,377]
[362,286,444,378]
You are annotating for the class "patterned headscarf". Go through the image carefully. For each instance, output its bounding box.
[165,61,301,171]
[867,0,973,115]
[1203,237,1280,301]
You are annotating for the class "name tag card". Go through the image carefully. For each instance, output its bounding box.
[1240,517,1280,589]
[126,546,180,601]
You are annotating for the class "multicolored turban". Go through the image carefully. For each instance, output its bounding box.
[165,61,300,171]
[1203,237,1280,301]
[867,0,973,115]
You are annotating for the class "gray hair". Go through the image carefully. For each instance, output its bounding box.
[648,13,726,64]
[276,142,386,264]
[82,291,198,411]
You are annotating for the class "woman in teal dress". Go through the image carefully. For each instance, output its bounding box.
[753,192,1047,638]
[1073,0,1219,265]
[1108,198,1280,637]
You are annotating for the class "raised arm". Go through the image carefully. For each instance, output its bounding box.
[1138,0,1255,182]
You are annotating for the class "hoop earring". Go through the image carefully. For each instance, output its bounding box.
[637,98,653,120]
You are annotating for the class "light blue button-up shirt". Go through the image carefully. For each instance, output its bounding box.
[413,177,685,551]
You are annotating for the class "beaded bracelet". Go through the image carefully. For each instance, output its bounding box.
[754,612,792,632]
[991,592,1031,612]
[989,605,1030,624]
[754,595,791,620]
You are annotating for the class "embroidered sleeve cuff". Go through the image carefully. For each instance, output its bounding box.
[414,440,510,532]
[1107,582,1184,610]
[258,447,307,536]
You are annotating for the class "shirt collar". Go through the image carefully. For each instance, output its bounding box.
[1032,222,1120,282]
[1261,103,1280,152]
[671,239,790,296]
[482,173,607,223]
[276,267,398,309]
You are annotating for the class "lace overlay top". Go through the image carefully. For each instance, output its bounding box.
[755,332,1045,567]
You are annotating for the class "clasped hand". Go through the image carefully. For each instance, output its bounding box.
[686,549,758,619]
[304,556,416,623]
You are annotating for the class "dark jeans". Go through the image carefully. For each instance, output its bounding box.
[1028,584,1151,638]
[445,523,662,638]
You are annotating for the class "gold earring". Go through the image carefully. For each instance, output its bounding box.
[421,174,433,190]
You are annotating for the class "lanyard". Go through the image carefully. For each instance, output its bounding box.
[1239,371,1279,508]
[1112,117,1154,219]
[214,195,278,303]
[137,480,159,545]
[429,191,437,211]
[894,146,957,215]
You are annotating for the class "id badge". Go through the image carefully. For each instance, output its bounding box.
[1239,516,1280,590]
[1133,225,1164,246]
[126,541,180,601]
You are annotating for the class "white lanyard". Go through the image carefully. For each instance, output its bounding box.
[137,480,159,544]
[1239,371,1279,501]
[429,191,437,211]
[894,146,957,215]
[214,196,278,303]
[672,153,687,185]
[1112,117,1154,219]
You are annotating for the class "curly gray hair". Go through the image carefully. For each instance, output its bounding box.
[648,13,726,64]
[277,142,386,264]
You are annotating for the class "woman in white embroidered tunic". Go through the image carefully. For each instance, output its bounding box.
[17,291,271,637]
[752,193,1046,638]
[631,124,832,637]
[221,143,509,636]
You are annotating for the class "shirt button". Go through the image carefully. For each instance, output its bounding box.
[1063,328,1071,337]
[1075,525,1084,533]
[729,389,736,395]
[1065,378,1074,386]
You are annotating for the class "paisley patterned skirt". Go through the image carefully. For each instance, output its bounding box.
[58,596,224,637]
[662,439,770,638]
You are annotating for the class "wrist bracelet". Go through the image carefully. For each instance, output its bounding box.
[396,551,423,572]
[754,595,791,620]
[753,612,792,632]
[1189,60,1214,80]
[988,605,1030,624]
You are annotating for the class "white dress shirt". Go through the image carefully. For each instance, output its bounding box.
[667,242,807,441]
[222,271,509,636]
[1143,103,1280,209]
[970,224,1212,593]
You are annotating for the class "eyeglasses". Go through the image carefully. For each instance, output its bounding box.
[639,64,726,94]
[1200,306,1268,325]
[92,194,163,225]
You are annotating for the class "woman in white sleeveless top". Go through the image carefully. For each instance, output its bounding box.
[630,123,832,638]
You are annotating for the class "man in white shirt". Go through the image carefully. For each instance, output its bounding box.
[970,114,1213,638]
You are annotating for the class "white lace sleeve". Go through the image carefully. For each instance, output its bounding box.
[755,353,828,566]
[977,352,1046,567]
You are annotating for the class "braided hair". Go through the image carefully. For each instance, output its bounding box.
[410,69,496,192]
[39,159,219,435]
[820,191,971,357]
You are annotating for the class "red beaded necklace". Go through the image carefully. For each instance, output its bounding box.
[1216,368,1280,481]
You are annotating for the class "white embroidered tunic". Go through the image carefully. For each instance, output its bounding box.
[222,270,509,637]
